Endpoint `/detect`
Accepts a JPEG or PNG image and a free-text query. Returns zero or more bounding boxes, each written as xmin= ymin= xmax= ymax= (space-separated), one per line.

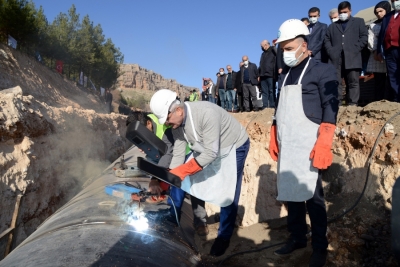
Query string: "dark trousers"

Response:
xmin=237 ymin=92 xmax=243 ymax=111
xmin=373 ymin=72 xmax=387 ymax=101
xmin=242 ymin=83 xmax=257 ymax=111
xmin=385 ymin=47 xmax=400 ymax=102
xmin=168 ymin=153 xmax=207 ymax=227
xmin=208 ymin=95 xmax=216 ymax=104
xmin=218 ymin=89 xmax=227 ymax=110
xmin=218 ymin=139 xmax=250 ymax=239
xmin=287 ymin=173 xmax=328 ymax=250
xmin=336 ymin=53 xmax=360 ymax=105
xmin=168 ymin=186 xmax=207 ymax=227
xmin=260 ymin=76 xmax=275 ymax=108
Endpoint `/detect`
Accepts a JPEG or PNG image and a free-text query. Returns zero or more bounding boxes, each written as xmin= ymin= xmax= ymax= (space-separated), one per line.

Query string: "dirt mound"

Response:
xmin=201 ymin=102 xmax=400 ymax=266
xmin=0 ymin=44 xmax=107 ymax=112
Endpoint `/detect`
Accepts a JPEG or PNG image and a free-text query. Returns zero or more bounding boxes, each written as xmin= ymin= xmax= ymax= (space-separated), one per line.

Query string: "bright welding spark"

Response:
xmin=127 ymin=211 xmax=149 ymax=231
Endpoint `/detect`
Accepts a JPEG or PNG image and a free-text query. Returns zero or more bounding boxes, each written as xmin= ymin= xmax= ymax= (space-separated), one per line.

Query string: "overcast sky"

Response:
xmin=33 ymin=0 xmax=373 ymax=88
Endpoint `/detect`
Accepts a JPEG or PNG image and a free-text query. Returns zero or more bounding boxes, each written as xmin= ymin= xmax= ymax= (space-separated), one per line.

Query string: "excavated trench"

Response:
xmin=1 ymin=44 xmax=400 ymax=266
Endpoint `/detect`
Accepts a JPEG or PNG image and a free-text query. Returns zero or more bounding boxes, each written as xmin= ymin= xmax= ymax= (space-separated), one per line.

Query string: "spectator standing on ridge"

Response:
xmin=225 ymin=65 xmax=239 ymax=112
xmin=328 ymin=8 xmax=339 ymax=23
xmin=307 ymin=7 xmax=328 ymax=63
xmin=240 ymin=56 xmax=259 ymax=112
xmin=367 ymin=1 xmax=391 ymax=101
xmin=235 ymin=62 xmax=244 ymax=112
xmin=324 ymin=1 xmax=368 ymax=106
xmin=259 ymin=40 xmax=277 ymax=109
xmin=105 ymin=89 xmax=113 ymax=114
xmin=301 ymin=17 xmax=310 ymax=26
xmin=377 ymin=0 xmax=400 ymax=103
xmin=201 ymin=86 xmax=208 ymax=101
xmin=206 ymin=80 xmax=217 ymax=104
xmin=216 ymin=68 xmax=228 ymax=110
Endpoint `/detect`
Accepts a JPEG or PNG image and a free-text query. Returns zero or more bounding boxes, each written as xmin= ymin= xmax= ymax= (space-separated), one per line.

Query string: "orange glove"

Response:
xmin=310 ymin=123 xmax=336 ymax=169
xmin=170 ymin=158 xmax=202 ymax=181
xmin=269 ymin=124 xmax=279 ymax=161
xmin=148 ymin=179 xmax=170 ymax=202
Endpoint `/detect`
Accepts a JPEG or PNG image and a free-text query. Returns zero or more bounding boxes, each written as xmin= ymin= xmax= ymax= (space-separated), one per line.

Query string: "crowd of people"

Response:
xmin=197 ymin=0 xmax=399 ymax=111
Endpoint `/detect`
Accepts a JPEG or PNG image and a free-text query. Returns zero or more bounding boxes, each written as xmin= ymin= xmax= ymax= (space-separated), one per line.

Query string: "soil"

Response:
xmin=1 ymin=43 xmax=400 ymax=266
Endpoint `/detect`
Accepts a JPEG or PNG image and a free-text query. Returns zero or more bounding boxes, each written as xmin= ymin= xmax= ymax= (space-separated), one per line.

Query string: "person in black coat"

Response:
xmin=235 ymin=62 xmax=244 ymax=111
xmin=240 ymin=55 xmax=259 ymax=111
xmin=307 ymin=7 xmax=328 ymax=62
xmin=259 ymin=40 xmax=277 ymax=108
xmin=324 ymin=1 xmax=368 ymax=106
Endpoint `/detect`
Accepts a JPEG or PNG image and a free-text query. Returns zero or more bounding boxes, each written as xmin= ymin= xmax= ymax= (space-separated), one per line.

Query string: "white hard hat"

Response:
xmin=149 ymin=89 xmax=177 ymax=124
xmin=276 ymin=19 xmax=310 ymax=43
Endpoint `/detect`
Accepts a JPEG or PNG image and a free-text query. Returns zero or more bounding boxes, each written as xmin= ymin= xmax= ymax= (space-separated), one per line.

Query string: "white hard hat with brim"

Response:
xmin=150 ymin=89 xmax=177 ymax=124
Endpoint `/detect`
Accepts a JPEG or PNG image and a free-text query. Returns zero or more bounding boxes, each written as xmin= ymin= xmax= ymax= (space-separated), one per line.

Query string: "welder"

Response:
xmin=150 ymin=89 xmax=250 ymax=256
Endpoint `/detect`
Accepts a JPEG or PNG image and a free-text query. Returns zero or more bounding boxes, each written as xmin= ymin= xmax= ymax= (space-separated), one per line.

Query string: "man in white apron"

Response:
xmin=149 ymin=89 xmax=250 ymax=257
xmin=270 ymin=19 xmax=339 ymax=267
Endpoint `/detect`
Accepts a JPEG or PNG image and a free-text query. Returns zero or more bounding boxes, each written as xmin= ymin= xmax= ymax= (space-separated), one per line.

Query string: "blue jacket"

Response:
xmin=307 ymin=22 xmax=328 ymax=61
xmin=377 ymin=11 xmax=397 ymax=57
xmin=277 ymin=58 xmax=339 ymax=125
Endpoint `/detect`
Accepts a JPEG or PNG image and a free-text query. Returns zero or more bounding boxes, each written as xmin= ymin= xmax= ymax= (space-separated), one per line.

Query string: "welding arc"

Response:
xmin=218 ymin=110 xmax=400 ymax=267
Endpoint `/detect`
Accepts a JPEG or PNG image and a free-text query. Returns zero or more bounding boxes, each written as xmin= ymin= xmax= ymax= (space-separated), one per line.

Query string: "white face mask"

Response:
xmin=339 ymin=13 xmax=349 ymax=21
xmin=331 ymin=18 xmax=339 ymax=23
xmin=393 ymin=1 xmax=400 ymax=11
xmin=309 ymin=17 xmax=318 ymax=24
xmin=219 ymin=71 xmax=224 ymax=75
xmin=283 ymin=43 xmax=304 ymax=67
xmin=243 ymin=60 xmax=249 ymax=66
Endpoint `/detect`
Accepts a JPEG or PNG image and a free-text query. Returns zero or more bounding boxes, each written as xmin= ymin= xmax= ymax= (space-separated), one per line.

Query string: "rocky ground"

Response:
xmin=1 ymin=43 xmax=399 ymax=266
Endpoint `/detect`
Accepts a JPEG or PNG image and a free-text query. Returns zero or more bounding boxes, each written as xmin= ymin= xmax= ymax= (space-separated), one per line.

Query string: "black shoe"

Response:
xmin=274 ymin=240 xmax=307 ymax=256
xmin=253 ymin=108 xmax=259 ymax=112
xmin=245 ymin=109 xmax=251 ymax=112
xmin=210 ymin=237 xmax=230 ymax=257
xmin=309 ymin=249 xmax=327 ymax=267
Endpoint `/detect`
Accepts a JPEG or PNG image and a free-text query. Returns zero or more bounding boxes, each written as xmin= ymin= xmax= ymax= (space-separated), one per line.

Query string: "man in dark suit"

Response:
xmin=259 ymin=40 xmax=277 ymax=108
xmin=324 ymin=1 xmax=368 ymax=106
xmin=240 ymin=55 xmax=259 ymax=112
xmin=307 ymin=7 xmax=328 ymax=63
xmin=377 ymin=0 xmax=400 ymax=102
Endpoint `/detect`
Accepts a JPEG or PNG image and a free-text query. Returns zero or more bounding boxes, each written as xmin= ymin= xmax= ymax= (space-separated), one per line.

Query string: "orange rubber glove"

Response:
xmin=310 ymin=123 xmax=336 ymax=169
xmin=169 ymin=158 xmax=202 ymax=181
xmin=269 ymin=124 xmax=279 ymax=161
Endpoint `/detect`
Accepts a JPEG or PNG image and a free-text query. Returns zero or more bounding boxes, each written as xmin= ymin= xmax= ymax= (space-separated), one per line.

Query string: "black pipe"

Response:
xmin=0 ymin=147 xmax=202 ymax=267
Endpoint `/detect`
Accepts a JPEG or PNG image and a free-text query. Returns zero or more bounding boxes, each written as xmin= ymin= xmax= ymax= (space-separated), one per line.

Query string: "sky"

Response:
xmin=32 ymin=0 xmax=375 ymax=88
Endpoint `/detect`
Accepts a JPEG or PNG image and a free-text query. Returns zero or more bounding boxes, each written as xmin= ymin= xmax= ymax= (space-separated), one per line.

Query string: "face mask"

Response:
xmin=219 ymin=71 xmax=224 ymax=75
xmin=283 ymin=43 xmax=304 ymax=67
xmin=309 ymin=17 xmax=318 ymax=24
xmin=339 ymin=13 xmax=348 ymax=21
xmin=393 ymin=1 xmax=400 ymax=11
xmin=244 ymin=60 xmax=249 ymax=66
xmin=331 ymin=18 xmax=339 ymax=23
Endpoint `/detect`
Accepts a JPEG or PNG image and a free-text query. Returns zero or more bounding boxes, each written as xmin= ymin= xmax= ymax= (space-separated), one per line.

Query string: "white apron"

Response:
xmin=180 ymin=103 xmax=238 ymax=207
xmin=275 ymin=58 xmax=319 ymax=202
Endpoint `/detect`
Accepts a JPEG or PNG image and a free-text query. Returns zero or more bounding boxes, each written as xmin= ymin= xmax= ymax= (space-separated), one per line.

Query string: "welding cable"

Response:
xmin=166 ymin=194 xmax=201 ymax=255
xmin=218 ymin=110 xmax=400 ymax=266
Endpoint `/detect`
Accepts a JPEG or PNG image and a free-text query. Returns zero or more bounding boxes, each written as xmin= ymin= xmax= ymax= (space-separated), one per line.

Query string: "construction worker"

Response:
xmin=189 ymin=89 xmax=198 ymax=101
xmin=270 ymin=19 xmax=339 ymax=267
xmin=149 ymin=89 xmax=250 ymax=257
xmin=137 ymin=114 xmax=209 ymax=236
